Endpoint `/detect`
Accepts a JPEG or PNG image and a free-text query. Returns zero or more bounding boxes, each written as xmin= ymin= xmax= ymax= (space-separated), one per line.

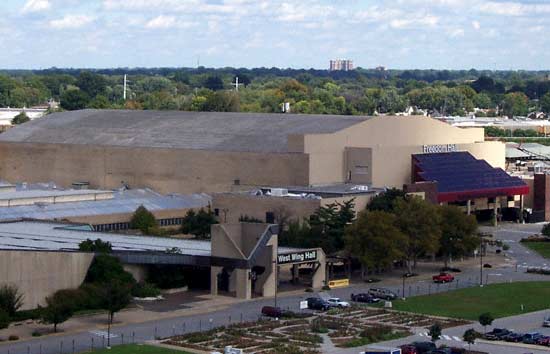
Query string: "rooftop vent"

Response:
xmin=270 ymin=188 xmax=288 ymax=197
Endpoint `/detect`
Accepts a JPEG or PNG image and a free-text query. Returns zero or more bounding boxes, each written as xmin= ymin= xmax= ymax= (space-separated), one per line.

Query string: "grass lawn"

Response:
xmin=83 ymin=344 xmax=192 ymax=354
xmin=390 ymin=281 xmax=550 ymax=320
xmin=523 ymin=242 xmax=550 ymax=259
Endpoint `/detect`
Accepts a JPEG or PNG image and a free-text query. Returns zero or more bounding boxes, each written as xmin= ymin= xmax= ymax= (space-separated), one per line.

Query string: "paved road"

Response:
xmin=1 ymin=223 xmax=549 ymax=354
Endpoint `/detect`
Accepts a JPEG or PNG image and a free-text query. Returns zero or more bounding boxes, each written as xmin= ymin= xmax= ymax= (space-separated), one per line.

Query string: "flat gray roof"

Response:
xmin=0 ymin=221 xmax=212 ymax=255
xmin=0 ymin=109 xmax=370 ymax=153
xmin=0 ymin=188 xmax=210 ymax=221
xmin=0 ymin=221 xmax=303 ymax=257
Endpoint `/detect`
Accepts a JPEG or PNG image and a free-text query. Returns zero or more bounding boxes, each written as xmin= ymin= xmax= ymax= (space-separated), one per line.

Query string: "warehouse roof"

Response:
xmin=0 ymin=188 xmax=210 ymax=221
xmin=0 ymin=109 xmax=370 ymax=153
xmin=0 ymin=220 xmax=302 ymax=257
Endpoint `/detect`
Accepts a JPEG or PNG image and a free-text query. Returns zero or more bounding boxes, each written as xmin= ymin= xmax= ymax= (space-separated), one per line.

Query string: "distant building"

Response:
xmin=329 ymin=59 xmax=354 ymax=71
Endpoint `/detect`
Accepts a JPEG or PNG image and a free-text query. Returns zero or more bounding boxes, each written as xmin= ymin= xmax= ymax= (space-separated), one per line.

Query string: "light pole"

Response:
xmin=402 ymin=274 xmax=406 ymax=300
xmin=480 ymin=236 xmax=484 ymax=287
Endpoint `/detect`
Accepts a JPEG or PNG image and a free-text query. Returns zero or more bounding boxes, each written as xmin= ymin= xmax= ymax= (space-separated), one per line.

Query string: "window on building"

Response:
xmin=265 ymin=212 xmax=275 ymax=224
xmin=214 ymin=208 xmax=220 ymax=216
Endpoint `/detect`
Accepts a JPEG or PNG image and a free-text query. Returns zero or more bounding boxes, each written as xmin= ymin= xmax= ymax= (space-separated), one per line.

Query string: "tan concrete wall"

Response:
xmin=369 ymin=141 xmax=505 ymax=189
xmin=65 ymin=207 xmax=192 ymax=226
xmin=0 ymin=142 xmax=310 ymax=194
xmin=0 ymin=251 xmax=93 ymax=310
xmin=212 ymin=194 xmax=321 ymax=224
xmin=303 ymin=116 xmax=489 ymax=186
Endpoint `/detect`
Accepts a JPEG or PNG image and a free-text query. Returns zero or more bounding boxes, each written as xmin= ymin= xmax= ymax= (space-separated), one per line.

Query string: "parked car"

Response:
xmin=351 ymin=293 xmax=380 ymax=303
xmin=368 ymin=287 xmax=398 ymax=300
xmin=503 ymin=332 xmax=524 ymax=342
xmin=426 ymin=349 xmax=451 ymax=354
xmin=484 ymin=328 xmax=511 ymax=340
xmin=412 ymin=341 xmax=437 ymax=354
xmin=399 ymin=345 xmax=418 ymax=354
xmin=261 ymin=306 xmax=283 ymax=318
xmin=543 ymin=317 xmax=550 ymax=327
xmin=523 ymin=332 xmax=543 ymax=344
xmin=327 ymin=297 xmax=350 ymax=308
xmin=536 ymin=335 xmax=550 ymax=346
xmin=306 ymin=297 xmax=330 ymax=311
xmin=432 ymin=272 xmax=455 ymax=283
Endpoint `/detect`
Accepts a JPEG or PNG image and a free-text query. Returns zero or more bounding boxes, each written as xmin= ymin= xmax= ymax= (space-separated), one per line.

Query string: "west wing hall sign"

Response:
xmin=277 ymin=250 xmax=317 ymax=265
xmin=422 ymin=144 xmax=458 ymax=154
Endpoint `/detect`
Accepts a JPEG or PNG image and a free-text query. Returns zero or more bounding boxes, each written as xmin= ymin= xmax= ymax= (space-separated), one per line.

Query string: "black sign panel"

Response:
xmin=277 ymin=250 xmax=317 ymax=265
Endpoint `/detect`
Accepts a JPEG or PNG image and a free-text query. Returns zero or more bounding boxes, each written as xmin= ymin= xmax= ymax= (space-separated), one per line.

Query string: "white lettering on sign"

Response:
xmin=277 ymin=250 xmax=317 ymax=264
xmin=422 ymin=144 xmax=457 ymax=154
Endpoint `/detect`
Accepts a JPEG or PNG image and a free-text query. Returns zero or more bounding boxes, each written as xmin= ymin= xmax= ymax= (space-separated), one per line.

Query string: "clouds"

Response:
xmin=49 ymin=14 xmax=95 ymax=29
xmin=21 ymin=0 xmax=51 ymax=13
xmin=5 ymin=0 xmax=550 ymax=69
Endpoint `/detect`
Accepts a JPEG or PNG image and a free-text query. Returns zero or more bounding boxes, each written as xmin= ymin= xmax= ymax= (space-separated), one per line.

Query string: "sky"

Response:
xmin=1 ymin=0 xmax=550 ymax=70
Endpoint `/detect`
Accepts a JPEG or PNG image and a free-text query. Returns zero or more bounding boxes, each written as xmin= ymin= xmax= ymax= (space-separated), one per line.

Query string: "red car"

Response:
xmin=433 ymin=272 xmax=455 ymax=283
xmin=400 ymin=345 xmax=418 ymax=354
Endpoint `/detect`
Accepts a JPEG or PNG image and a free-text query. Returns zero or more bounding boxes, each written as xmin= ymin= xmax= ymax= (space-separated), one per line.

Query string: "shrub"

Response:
xmin=502 ymin=244 xmax=510 ymax=251
xmin=8 ymin=335 xmax=19 ymax=341
xmin=542 ymin=223 xmax=550 ymax=237
xmin=11 ymin=308 xmax=42 ymax=322
xmin=132 ymin=282 xmax=161 ymax=298
xmin=0 ymin=309 xmax=9 ymax=329
xmin=0 ymin=285 xmax=24 ymax=316
xmin=31 ymin=330 xmax=42 ymax=337
xmin=321 ymin=285 xmax=331 ymax=291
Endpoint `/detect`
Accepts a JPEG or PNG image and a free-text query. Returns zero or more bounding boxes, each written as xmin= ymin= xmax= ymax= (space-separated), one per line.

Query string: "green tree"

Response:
xmin=85 ymin=254 xmax=135 ymax=285
xmin=394 ymin=196 xmax=441 ymax=273
xmin=463 ymin=328 xmax=478 ymax=350
xmin=41 ymin=291 xmax=75 ymax=333
xmin=76 ymin=71 xmax=107 ymax=98
xmin=101 ymin=280 xmax=132 ymax=324
xmin=78 ymin=239 xmax=112 ymax=253
xmin=429 ymin=323 xmax=442 ymax=343
xmin=474 ymin=93 xmax=493 ymax=109
xmin=542 ymin=223 xmax=550 ymax=237
xmin=502 ymin=92 xmax=529 ymax=117
xmin=308 ymin=199 xmax=355 ymax=254
xmin=88 ymin=95 xmax=110 ymax=109
xmin=60 ymin=89 xmax=89 ymax=110
xmin=11 ymin=112 xmax=30 ymax=125
xmin=439 ymin=205 xmax=479 ymax=267
xmin=541 ymin=92 xmax=550 ymax=114
xmin=130 ymin=205 xmax=157 ymax=233
xmin=0 ymin=284 xmax=24 ymax=316
xmin=181 ymin=208 xmax=218 ymax=239
xmin=0 ymin=309 xmax=8 ymax=329
xmin=479 ymin=312 xmax=494 ymax=333
xmin=367 ymin=188 xmax=407 ymax=212
xmin=204 ymin=76 xmax=224 ymax=91
xmin=345 ymin=211 xmax=406 ymax=280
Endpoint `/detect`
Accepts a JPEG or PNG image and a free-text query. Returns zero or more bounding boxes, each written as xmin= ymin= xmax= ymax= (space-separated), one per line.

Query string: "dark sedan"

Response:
xmin=351 ymin=293 xmax=380 ymax=303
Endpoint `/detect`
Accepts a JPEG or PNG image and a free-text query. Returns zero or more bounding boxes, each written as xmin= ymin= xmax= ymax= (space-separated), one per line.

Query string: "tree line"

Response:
xmin=280 ymin=189 xmax=479 ymax=278
xmin=1 ymin=68 xmax=550 ymax=117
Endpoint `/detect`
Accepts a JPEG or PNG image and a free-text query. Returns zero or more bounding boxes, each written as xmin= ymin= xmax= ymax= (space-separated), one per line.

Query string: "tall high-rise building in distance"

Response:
xmin=329 ymin=59 xmax=354 ymax=71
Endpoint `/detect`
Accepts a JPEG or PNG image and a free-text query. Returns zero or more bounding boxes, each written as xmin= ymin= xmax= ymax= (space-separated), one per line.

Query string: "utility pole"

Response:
xmin=123 ymin=74 xmax=128 ymax=101
xmin=232 ymin=77 xmax=241 ymax=91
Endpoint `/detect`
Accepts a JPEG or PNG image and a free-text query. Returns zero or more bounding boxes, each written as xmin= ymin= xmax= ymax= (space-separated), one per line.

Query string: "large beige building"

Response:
xmin=0 ymin=110 xmax=504 ymax=194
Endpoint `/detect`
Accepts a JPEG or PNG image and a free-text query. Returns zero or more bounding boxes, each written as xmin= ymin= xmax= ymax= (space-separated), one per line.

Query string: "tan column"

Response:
xmin=467 ymin=200 xmax=472 ymax=215
xmin=520 ymin=195 xmax=524 ymax=223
